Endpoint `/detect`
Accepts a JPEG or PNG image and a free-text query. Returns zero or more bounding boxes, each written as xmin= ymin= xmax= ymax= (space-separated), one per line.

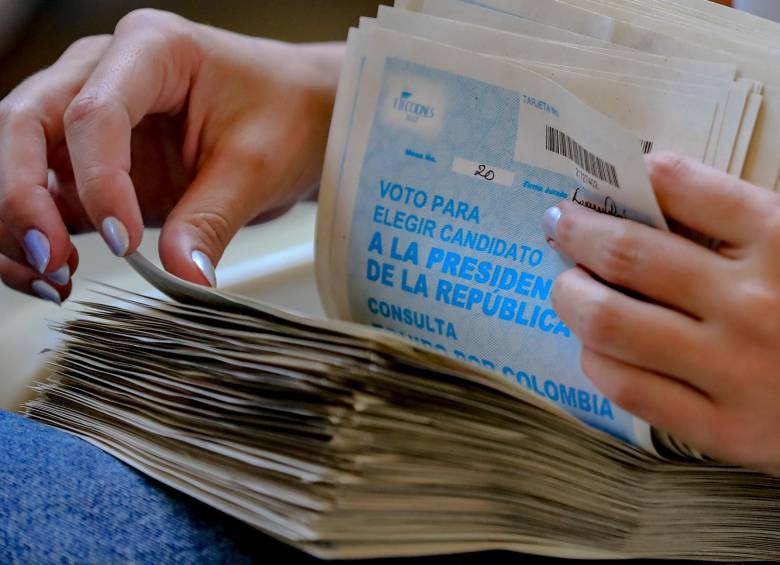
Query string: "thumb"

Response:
xmin=158 ymin=158 xmax=288 ymax=287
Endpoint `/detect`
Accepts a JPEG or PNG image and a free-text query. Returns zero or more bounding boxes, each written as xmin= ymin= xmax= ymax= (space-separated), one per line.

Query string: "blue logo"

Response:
xmin=393 ymin=90 xmax=435 ymax=123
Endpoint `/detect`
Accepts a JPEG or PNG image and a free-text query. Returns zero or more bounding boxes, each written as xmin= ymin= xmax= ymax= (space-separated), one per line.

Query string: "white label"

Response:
xmin=452 ymin=156 xmax=515 ymax=187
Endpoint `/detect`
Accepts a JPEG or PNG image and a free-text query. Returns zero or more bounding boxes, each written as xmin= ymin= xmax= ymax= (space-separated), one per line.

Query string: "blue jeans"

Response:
xmin=0 ymin=410 xmax=639 ymax=564
xmin=0 ymin=409 xmax=284 ymax=563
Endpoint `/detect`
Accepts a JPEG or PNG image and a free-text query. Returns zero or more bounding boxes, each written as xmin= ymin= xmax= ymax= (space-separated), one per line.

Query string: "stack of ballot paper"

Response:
xmin=27 ymin=0 xmax=780 ymax=560
xmin=28 ymin=257 xmax=780 ymax=560
xmin=390 ymin=0 xmax=777 ymax=186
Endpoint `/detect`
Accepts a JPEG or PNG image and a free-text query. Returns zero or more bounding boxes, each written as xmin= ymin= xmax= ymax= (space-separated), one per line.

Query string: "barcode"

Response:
xmin=640 ymin=139 xmax=654 ymax=154
xmin=545 ymin=125 xmax=620 ymax=188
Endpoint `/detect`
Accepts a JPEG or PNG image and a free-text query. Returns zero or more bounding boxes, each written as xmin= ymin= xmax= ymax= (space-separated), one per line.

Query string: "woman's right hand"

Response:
xmin=0 ymin=9 xmax=343 ymax=304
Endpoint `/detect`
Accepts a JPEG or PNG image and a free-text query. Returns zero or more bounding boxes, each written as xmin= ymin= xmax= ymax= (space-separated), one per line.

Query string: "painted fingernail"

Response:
xmin=31 ymin=280 xmax=61 ymax=305
xmin=542 ymin=206 xmax=562 ymax=243
xmin=23 ymin=229 xmax=51 ymax=274
xmin=192 ymin=250 xmax=216 ymax=287
xmin=46 ymin=264 xmax=71 ymax=286
xmin=101 ymin=217 xmax=129 ymax=257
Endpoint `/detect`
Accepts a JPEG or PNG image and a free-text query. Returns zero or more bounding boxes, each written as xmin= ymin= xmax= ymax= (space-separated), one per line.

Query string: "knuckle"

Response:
xmin=62 ymin=34 xmax=111 ymax=58
xmin=76 ymin=166 xmax=124 ymax=203
xmin=186 ymin=210 xmax=233 ymax=255
xmin=115 ymin=9 xmax=190 ymax=52
xmin=608 ymin=380 xmax=641 ymax=414
xmin=0 ymin=101 xmax=35 ymax=131
xmin=229 ymin=138 xmax=273 ymax=168
xmin=743 ymin=285 xmax=780 ymax=317
xmin=732 ymin=281 xmax=780 ymax=335
xmin=599 ymin=225 xmax=639 ymax=283
xmin=63 ymin=95 xmax=110 ymax=130
xmin=582 ymin=353 xmax=640 ymax=412
xmin=113 ymin=10 xmax=196 ymax=76
xmin=115 ymin=8 xmax=173 ymax=33
xmin=578 ymin=292 xmax=619 ymax=345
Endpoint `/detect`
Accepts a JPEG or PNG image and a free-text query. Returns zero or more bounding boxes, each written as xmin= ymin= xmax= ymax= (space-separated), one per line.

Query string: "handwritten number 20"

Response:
xmin=474 ymin=164 xmax=495 ymax=181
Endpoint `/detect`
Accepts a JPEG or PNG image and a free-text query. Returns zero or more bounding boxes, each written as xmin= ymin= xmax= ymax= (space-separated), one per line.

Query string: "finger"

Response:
xmin=157 ymin=153 xmax=293 ymax=287
xmin=548 ymin=200 xmax=726 ymax=317
xmin=0 ymin=252 xmax=75 ymax=305
xmin=46 ymin=164 xmax=93 ymax=234
xmin=0 ymin=35 xmax=111 ymax=275
xmin=0 ymin=218 xmax=26 ymax=264
xmin=0 ymin=211 xmax=77 ymax=287
xmin=645 ymin=152 xmax=780 ymax=246
xmin=552 ymin=267 xmax=715 ymax=394
xmin=63 ymin=10 xmax=201 ymax=257
xmin=0 ymin=209 xmax=76 ymax=286
xmin=46 ymin=246 xmax=79 ymax=288
xmin=580 ymin=347 xmax=718 ymax=455
xmin=0 ymin=113 xmax=71 ymax=275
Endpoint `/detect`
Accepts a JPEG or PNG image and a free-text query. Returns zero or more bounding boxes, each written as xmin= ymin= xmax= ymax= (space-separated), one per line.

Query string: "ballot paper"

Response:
xmin=26 ymin=1 xmax=780 ymax=560
xmin=317 ymin=24 xmax=671 ymax=448
xmin=376 ymin=6 xmax=764 ymax=176
xmin=370 ymin=8 xmax=720 ymax=163
xmin=445 ymin=0 xmax=780 ymax=189
xmin=28 ymin=276 xmax=780 ymax=559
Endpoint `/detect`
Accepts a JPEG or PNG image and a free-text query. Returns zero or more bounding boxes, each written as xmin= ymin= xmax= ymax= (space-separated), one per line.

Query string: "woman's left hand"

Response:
xmin=545 ymin=152 xmax=780 ymax=475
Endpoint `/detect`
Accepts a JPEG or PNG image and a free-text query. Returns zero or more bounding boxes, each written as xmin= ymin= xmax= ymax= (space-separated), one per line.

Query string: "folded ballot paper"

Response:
xmin=27 ymin=1 xmax=780 ymax=560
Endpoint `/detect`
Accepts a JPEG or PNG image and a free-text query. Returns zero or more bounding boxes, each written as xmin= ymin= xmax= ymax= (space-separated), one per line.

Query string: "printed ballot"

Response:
xmin=320 ymin=25 xmax=668 ymax=447
xmin=27 ymin=1 xmax=780 ymax=560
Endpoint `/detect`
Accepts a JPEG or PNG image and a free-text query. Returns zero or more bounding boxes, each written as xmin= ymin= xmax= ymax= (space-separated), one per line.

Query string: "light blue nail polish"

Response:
xmin=23 ymin=230 xmax=51 ymax=274
xmin=101 ymin=217 xmax=129 ymax=257
xmin=46 ymin=264 xmax=71 ymax=286
xmin=31 ymin=280 xmax=61 ymax=305
xmin=191 ymin=250 xmax=217 ymax=287
xmin=542 ymin=206 xmax=562 ymax=242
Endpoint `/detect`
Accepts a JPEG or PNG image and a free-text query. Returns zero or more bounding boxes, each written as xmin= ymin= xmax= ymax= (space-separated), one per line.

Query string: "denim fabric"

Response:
xmin=1 ymin=410 xmax=674 ymax=564
xmin=0 ymin=409 xmax=279 ymax=564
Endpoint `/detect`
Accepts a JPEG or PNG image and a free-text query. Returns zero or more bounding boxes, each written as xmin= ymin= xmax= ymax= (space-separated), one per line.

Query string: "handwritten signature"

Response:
xmin=572 ymin=188 xmax=627 ymax=219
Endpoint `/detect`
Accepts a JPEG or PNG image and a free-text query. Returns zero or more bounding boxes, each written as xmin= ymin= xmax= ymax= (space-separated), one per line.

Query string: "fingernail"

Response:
xmin=46 ymin=264 xmax=71 ymax=286
xmin=101 ymin=217 xmax=129 ymax=257
xmin=23 ymin=229 xmax=51 ymax=274
xmin=542 ymin=206 xmax=562 ymax=243
xmin=47 ymin=169 xmax=58 ymax=191
xmin=191 ymin=250 xmax=216 ymax=287
xmin=31 ymin=280 xmax=61 ymax=305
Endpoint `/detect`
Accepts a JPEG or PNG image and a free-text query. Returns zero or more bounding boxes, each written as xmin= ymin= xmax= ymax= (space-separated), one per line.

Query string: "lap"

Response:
xmin=0 ymin=410 xmax=592 ymax=565
xmin=0 ymin=410 xmax=270 ymax=563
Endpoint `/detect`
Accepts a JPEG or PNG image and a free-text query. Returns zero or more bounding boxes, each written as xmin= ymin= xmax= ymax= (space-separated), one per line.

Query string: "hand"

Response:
xmin=545 ymin=153 xmax=780 ymax=475
xmin=0 ymin=9 xmax=342 ymax=303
